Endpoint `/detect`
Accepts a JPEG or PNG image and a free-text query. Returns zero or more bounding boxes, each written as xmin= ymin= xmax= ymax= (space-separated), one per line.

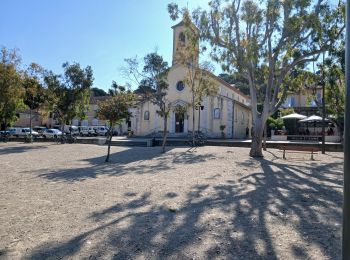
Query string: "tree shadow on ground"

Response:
xmin=36 ymin=147 xmax=216 ymax=182
xmin=0 ymin=144 xmax=48 ymax=155
xmin=26 ymin=152 xmax=342 ymax=259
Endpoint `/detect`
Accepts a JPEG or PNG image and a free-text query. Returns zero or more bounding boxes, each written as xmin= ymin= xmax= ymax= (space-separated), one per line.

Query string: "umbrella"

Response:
xmin=280 ymin=113 xmax=307 ymax=135
xmin=299 ymin=115 xmax=330 ymax=135
xmin=299 ymin=115 xmax=329 ymax=122
xmin=281 ymin=113 xmax=307 ymax=120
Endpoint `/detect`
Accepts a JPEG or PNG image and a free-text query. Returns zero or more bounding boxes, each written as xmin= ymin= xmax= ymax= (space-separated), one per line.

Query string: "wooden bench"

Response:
xmin=278 ymin=145 xmax=321 ymax=160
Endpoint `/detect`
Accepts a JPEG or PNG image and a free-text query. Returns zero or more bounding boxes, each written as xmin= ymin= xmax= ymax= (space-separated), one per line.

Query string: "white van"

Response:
xmin=13 ymin=128 xmax=39 ymax=137
xmin=94 ymin=126 xmax=108 ymax=136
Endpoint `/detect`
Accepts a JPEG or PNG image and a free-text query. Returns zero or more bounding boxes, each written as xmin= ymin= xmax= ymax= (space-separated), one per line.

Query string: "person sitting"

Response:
xmin=327 ymin=127 xmax=334 ymax=136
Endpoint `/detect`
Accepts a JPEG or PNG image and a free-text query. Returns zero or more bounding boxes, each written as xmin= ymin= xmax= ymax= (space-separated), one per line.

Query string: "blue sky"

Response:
xmin=0 ymin=0 xmax=213 ymax=91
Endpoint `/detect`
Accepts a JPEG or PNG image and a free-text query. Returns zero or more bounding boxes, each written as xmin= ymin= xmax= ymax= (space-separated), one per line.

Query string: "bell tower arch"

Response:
xmin=171 ymin=18 xmax=199 ymax=66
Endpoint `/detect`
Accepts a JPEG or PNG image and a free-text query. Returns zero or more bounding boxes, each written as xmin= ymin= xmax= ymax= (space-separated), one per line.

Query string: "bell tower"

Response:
xmin=171 ymin=17 xmax=199 ymax=66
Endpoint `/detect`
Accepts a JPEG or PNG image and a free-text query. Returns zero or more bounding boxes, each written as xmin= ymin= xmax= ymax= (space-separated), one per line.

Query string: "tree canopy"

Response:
xmin=97 ymin=82 xmax=134 ymax=162
xmin=169 ymin=0 xmax=345 ymax=156
xmin=0 ymin=47 xmax=25 ymax=130
xmin=44 ymin=62 xmax=94 ymax=134
xmin=124 ymin=52 xmax=171 ymax=152
xmin=91 ymin=87 xmax=108 ymax=97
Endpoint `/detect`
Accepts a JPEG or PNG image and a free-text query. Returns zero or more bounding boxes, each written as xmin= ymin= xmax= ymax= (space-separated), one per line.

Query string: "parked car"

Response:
xmin=6 ymin=128 xmax=17 ymax=136
xmin=42 ymin=129 xmax=63 ymax=139
xmin=53 ymin=125 xmax=79 ymax=136
xmin=88 ymin=126 xmax=97 ymax=136
xmin=0 ymin=130 xmax=10 ymax=137
xmin=94 ymin=126 xmax=109 ymax=136
xmin=64 ymin=125 xmax=79 ymax=136
xmin=33 ymin=126 xmax=47 ymax=135
xmin=78 ymin=126 xmax=90 ymax=136
xmin=12 ymin=128 xmax=39 ymax=137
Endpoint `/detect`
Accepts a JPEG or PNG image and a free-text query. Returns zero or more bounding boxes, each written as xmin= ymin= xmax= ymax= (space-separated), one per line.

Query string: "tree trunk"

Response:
xmin=161 ymin=116 xmax=168 ymax=153
xmin=60 ymin=120 xmax=65 ymax=143
xmin=263 ymin=123 xmax=267 ymax=151
xmin=29 ymin=109 xmax=33 ymax=143
xmin=105 ymin=125 xmax=113 ymax=162
xmin=192 ymin=97 xmax=195 ymax=147
xmin=198 ymin=109 xmax=200 ymax=132
xmin=249 ymin=116 xmax=265 ymax=157
xmin=30 ymin=109 xmax=32 ymax=135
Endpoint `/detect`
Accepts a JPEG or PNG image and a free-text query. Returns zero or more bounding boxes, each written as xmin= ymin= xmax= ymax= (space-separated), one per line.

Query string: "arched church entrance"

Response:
xmin=175 ymin=112 xmax=184 ymax=133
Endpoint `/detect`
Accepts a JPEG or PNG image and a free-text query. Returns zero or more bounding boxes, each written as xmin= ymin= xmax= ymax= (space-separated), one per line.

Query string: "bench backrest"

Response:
xmin=278 ymin=145 xmax=321 ymax=152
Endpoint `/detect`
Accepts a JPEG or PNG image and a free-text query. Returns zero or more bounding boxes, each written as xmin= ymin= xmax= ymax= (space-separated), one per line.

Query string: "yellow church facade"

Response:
xmin=128 ymin=20 xmax=252 ymax=139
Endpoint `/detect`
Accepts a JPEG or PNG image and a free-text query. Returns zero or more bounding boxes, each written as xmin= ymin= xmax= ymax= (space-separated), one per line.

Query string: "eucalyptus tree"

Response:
xmin=44 ymin=62 xmax=93 ymax=140
xmin=169 ymin=0 xmax=345 ymax=157
xmin=124 ymin=52 xmax=171 ymax=153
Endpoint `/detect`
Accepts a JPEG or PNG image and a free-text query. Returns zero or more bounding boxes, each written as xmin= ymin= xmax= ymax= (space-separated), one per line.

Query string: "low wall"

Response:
xmin=271 ymin=135 xmax=341 ymax=143
xmin=325 ymin=136 xmax=341 ymax=142
xmin=271 ymin=135 xmax=287 ymax=141
xmin=1 ymin=137 xmax=106 ymax=145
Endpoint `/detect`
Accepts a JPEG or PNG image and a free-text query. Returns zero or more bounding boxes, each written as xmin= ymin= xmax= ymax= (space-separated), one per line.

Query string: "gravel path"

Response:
xmin=0 ymin=142 xmax=343 ymax=259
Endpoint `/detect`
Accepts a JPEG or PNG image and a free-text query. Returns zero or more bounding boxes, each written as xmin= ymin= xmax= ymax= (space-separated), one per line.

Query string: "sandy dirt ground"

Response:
xmin=0 ymin=142 xmax=343 ymax=260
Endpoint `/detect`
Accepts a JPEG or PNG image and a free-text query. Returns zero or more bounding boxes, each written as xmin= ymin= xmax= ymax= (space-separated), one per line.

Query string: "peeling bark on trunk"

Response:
xmin=249 ymin=116 xmax=265 ymax=157
xmin=162 ymin=117 xmax=168 ymax=153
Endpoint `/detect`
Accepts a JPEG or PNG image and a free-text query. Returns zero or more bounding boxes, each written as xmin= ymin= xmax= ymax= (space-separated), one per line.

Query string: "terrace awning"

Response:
xmin=281 ymin=113 xmax=307 ymax=120
xmin=299 ymin=115 xmax=330 ymax=122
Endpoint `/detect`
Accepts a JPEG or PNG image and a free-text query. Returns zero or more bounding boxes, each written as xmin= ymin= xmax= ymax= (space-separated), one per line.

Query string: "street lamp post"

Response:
xmin=195 ymin=102 xmax=204 ymax=133
xmin=343 ymin=1 xmax=350 ymax=258
xmin=321 ymin=52 xmax=326 ymax=154
xmin=314 ymin=68 xmax=326 ymax=153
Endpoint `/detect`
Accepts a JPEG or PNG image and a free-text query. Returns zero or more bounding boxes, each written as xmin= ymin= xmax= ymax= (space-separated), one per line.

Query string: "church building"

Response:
xmin=128 ymin=20 xmax=252 ymax=139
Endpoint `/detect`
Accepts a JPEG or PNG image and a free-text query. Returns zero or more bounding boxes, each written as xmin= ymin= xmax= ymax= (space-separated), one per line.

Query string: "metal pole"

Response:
xmin=198 ymin=104 xmax=201 ymax=132
xmin=343 ymin=0 xmax=350 ymax=258
xmin=322 ymin=52 xmax=326 ymax=154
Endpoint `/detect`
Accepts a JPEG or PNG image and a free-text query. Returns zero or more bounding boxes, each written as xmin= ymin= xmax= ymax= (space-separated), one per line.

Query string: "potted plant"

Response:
xmin=128 ymin=130 xmax=134 ymax=137
xmin=269 ymin=123 xmax=276 ymax=136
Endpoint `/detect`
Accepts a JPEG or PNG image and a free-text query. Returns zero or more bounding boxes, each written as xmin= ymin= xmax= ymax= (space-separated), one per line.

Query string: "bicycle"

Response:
xmin=60 ymin=134 xmax=77 ymax=144
xmin=1 ymin=132 xmax=10 ymax=143
xmin=187 ymin=131 xmax=207 ymax=147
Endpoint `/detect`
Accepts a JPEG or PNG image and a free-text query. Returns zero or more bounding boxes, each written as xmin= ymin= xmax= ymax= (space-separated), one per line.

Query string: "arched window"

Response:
xmin=213 ymin=108 xmax=220 ymax=119
xmin=179 ymin=32 xmax=186 ymax=44
xmin=176 ymin=81 xmax=185 ymax=92
xmin=144 ymin=111 xmax=150 ymax=120
xmin=241 ymin=112 xmax=245 ymax=124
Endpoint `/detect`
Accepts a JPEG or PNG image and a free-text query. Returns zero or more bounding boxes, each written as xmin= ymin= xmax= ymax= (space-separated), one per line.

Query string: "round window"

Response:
xmin=176 ymin=81 xmax=185 ymax=91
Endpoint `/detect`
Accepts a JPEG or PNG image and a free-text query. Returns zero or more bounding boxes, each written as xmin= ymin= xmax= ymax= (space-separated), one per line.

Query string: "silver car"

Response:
xmin=42 ymin=129 xmax=63 ymax=139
